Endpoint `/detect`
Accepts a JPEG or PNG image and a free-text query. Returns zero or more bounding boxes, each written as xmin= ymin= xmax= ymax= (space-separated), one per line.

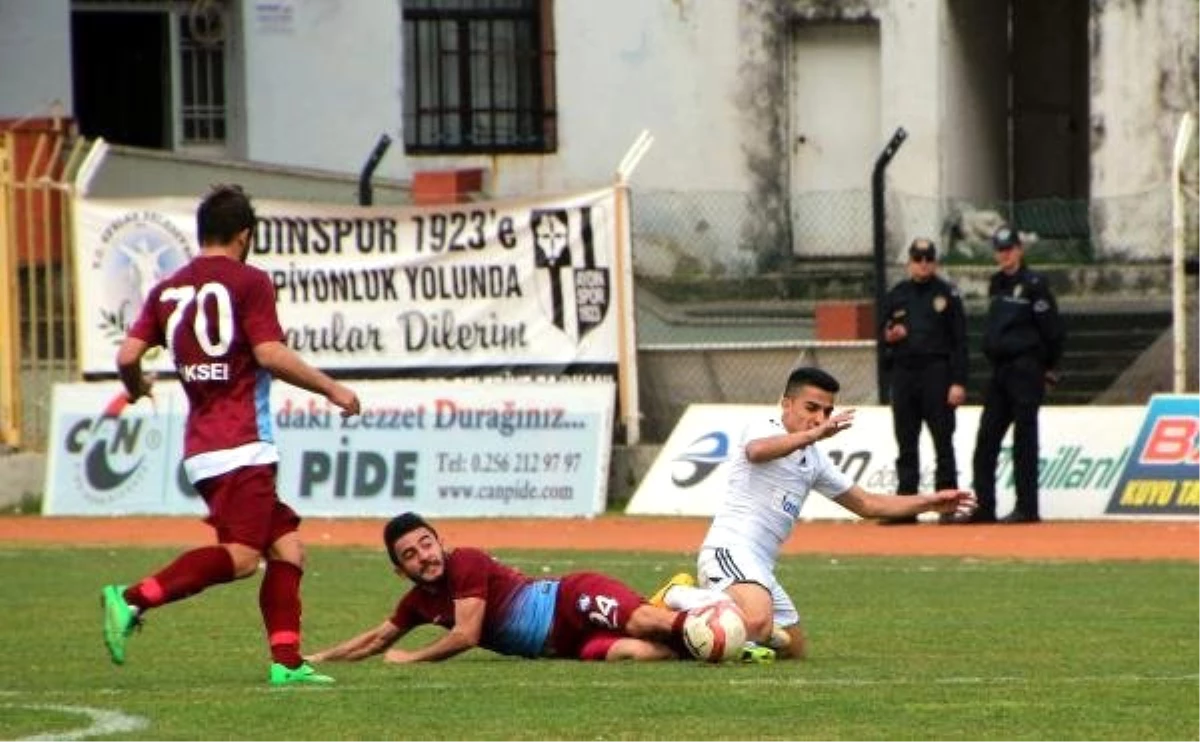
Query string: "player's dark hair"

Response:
xmin=783 ymin=366 xmax=840 ymax=397
xmin=383 ymin=512 xmax=437 ymax=565
xmin=197 ymin=184 xmax=256 ymax=246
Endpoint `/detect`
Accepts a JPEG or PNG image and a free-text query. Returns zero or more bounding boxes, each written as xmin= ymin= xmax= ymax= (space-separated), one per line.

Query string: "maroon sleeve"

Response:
xmin=388 ymin=590 xmax=422 ymax=632
xmin=126 ymin=285 xmax=165 ymax=347
xmin=239 ymin=268 xmax=285 ymax=346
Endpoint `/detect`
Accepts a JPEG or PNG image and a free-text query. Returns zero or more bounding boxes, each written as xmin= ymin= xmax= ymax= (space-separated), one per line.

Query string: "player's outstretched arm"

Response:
xmin=834 ymin=485 xmax=977 ymax=521
xmin=253 ymin=340 xmax=361 ymax=416
xmin=383 ymin=596 xmax=486 ymax=664
xmin=306 ymin=620 xmax=402 ymax=663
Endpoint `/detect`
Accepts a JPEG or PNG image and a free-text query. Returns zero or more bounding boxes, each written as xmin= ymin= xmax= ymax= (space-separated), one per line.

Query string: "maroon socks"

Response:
xmin=123 ymin=545 xmax=235 ymax=610
xmin=260 ymin=560 xmax=304 ymax=668
xmin=121 ymin=548 xmax=307 ymax=668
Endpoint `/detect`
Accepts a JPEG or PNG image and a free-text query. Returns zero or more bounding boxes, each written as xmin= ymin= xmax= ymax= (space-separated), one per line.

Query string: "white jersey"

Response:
xmin=700 ymin=416 xmax=854 ymax=565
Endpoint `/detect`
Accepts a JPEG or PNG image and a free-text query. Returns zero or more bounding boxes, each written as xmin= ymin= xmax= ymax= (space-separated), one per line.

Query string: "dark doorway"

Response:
xmin=1011 ymin=0 xmax=1090 ymax=201
xmin=1008 ymin=0 xmax=1091 ymax=255
xmin=71 ymin=11 xmax=170 ymax=149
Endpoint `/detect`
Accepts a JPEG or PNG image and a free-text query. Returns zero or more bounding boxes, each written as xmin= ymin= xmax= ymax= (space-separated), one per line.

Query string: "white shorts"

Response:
xmin=697 ymin=545 xmax=800 ymax=629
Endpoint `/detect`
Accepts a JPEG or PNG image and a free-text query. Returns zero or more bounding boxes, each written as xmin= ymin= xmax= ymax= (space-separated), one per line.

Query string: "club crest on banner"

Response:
xmin=530 ymin=205 xmax=611 ymax=343
xmin=90 ymin=210 xmax=194 ymax=346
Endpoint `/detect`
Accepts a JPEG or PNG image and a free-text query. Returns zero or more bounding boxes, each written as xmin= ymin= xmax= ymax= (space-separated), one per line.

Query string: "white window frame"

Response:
xmin=72 ymin=0 xmax=237 ymax=157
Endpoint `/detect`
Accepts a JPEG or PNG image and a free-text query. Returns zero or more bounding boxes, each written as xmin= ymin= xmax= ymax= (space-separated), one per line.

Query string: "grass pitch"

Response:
xmin=2 ymin=546 xmax=1196 ymax=740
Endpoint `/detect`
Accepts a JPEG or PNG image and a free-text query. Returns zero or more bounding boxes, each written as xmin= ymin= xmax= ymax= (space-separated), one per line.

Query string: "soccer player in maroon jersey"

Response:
xmin=101 ymin=185 xmax=361 ymax=685
xmin=306 ymin=513 xmax=707 ymax=663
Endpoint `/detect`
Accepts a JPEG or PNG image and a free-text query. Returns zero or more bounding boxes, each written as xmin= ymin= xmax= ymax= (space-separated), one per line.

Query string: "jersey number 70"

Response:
xmin=161 ymin=282 xmax=235 ymax=358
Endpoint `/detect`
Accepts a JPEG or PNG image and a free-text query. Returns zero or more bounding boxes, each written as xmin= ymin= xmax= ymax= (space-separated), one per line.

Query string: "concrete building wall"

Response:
xmin=882 ymin=0 xmax=949 ymax=252
xmin=942 ymin=0 xmax=1009 ymax=206
xmin=0 ymin=0 xmax=72 ymax=120
xmin=1 ymin=0 xmax=1194 ymax=263
xmin=237 ymin=0 xmax=404 ymax=178
xmin=230 ymin=0 xmax=754 ymax=198
xmin=877 ymin=0 xmax=942 ymax=200
xmin=1090 ymin=0 xmax=1198 ymax=259
xmin=733 ymin=1 xmax=951 ymax=263
xmin=402 ymin=0 xmax=751 ymax=196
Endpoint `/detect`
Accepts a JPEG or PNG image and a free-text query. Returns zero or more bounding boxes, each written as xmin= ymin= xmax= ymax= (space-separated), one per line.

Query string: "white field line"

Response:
xmin=3 ymin=673 xmax=1195 ymax=699
xmin=4 ymin=703 xmax=148 ymax=741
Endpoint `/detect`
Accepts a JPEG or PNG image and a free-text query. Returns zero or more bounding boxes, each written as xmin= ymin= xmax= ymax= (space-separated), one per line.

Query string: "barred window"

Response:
xmin=402 ymin=0 xmax=557 ymax=153
xmin=71 ymin=0 xmax=230 ymax=152
xmin=179 ymin=11 xmax=227 ymax=145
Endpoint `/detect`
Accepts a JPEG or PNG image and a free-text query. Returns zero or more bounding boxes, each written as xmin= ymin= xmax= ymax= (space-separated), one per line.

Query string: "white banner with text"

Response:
xmin=72 ymin=189 xmax=624 ymax=376
xmin=626 ymin=401 xmax=1198 ymax=521
xmin=44 ymin=380 xmax=614 ymax=517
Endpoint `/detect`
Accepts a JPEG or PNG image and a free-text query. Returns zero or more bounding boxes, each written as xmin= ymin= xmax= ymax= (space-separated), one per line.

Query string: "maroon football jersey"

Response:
xmin=389 ymin=548 xmax=531 ymax=647
xmin=387 ymin=549 xmax=649 ymax=659
xmin=128 ymin=255 xmax=284 ymax=482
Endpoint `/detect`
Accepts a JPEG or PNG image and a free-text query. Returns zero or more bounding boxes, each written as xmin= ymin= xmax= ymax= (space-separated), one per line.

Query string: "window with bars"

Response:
xmin=179 ymin=12 xmax=227 ymax=145
xmin=71 ymin=0 xmax=229 ymax=150
xmin=402 ymin=0 xmax=557 ymax=154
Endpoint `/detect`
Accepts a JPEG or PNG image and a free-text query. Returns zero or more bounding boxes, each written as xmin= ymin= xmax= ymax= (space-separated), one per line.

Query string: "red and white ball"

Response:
xmin=682 ymin=602 xmax=747 ymax=663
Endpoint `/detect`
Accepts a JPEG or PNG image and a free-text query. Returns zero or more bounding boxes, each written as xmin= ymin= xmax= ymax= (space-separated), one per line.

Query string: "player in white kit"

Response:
xmin=652 ymin=367 xmax=977 ymax=660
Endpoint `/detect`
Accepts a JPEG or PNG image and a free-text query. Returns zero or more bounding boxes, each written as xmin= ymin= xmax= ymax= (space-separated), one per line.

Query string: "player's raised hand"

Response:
xmin=814 ymin=409 xmax=855 ymax=440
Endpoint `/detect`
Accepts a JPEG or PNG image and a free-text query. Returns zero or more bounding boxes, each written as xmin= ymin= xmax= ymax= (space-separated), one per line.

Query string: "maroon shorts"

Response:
xmin=195 ymin=464 xmax=300 ymax=551
xmin=547 ymin=571 xmax=644 ymax=660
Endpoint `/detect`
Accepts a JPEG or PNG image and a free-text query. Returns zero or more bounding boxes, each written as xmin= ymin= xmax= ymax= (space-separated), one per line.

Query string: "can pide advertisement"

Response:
xmin=626 ymin=398 xmax=1197 ymax=521
xmin=44 ymin=379 xmax=614 ymax=518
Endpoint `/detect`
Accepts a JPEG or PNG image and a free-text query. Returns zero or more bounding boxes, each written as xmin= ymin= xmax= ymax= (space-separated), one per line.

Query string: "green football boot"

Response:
xmin=269 ymin=662 xmax=335 ymax=686
xmin=100 ymin=584 xmax=139 ymax=665
xmin=739 ymin=643 xmax=777 ymax=664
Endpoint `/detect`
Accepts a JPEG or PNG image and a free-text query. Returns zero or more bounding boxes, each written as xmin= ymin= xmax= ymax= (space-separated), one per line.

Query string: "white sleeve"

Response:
xmin=811 ymin=446 xmax=855 ymax=499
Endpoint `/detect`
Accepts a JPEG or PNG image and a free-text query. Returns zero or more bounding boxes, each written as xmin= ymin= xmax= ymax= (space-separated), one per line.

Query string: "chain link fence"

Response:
xmin=631 ymin=187 xmax=1185 ymax=272
xmin=628 ymin=186 xmax=1192 ymax=442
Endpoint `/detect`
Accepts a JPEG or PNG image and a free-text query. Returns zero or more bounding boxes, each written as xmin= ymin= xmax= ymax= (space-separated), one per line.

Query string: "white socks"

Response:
xmin=663 ymin=585 xmax=733 ymax=612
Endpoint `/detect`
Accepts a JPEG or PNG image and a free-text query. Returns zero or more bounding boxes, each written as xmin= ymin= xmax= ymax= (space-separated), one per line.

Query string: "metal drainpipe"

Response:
xmin=872 ymin=127 xmax=907 ymax=404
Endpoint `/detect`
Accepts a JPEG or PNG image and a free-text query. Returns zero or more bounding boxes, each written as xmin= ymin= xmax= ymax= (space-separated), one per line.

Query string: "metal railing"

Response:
xmin=0 ymin=120 xmax=87 ymax=449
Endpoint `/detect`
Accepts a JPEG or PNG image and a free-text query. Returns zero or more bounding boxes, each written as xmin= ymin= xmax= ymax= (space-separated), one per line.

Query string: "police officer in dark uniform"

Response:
xmin=957 ymin=226 xmax=1066 ymax=524
xmin=879 ymin=238 xmax=968 ymax=525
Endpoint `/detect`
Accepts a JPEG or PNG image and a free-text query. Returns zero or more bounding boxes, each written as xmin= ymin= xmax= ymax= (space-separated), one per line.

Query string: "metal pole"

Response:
xmin=613 ymin=130 xmax=653 ymax=445
xmin=358 ymin=133 xmax=392 ymax=207
xmin=1170 ymin=112 xmax=1195 ymax=393
xmin=872 ymin=126 xmax=907 ymax=404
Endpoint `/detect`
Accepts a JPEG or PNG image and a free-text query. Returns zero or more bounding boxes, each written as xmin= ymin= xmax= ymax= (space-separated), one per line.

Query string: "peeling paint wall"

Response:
xmin=1090 ymin=0 xmax=1199 ymax=259
xmin=735 ymin=0 xmax=790 ymax=271
xmin=775 ymin=0 xmax=947 ymax=263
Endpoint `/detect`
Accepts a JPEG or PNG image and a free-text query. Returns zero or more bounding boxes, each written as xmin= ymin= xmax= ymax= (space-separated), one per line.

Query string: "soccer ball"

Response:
xmin=682 ymin=602 xmax=747 ymax=663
